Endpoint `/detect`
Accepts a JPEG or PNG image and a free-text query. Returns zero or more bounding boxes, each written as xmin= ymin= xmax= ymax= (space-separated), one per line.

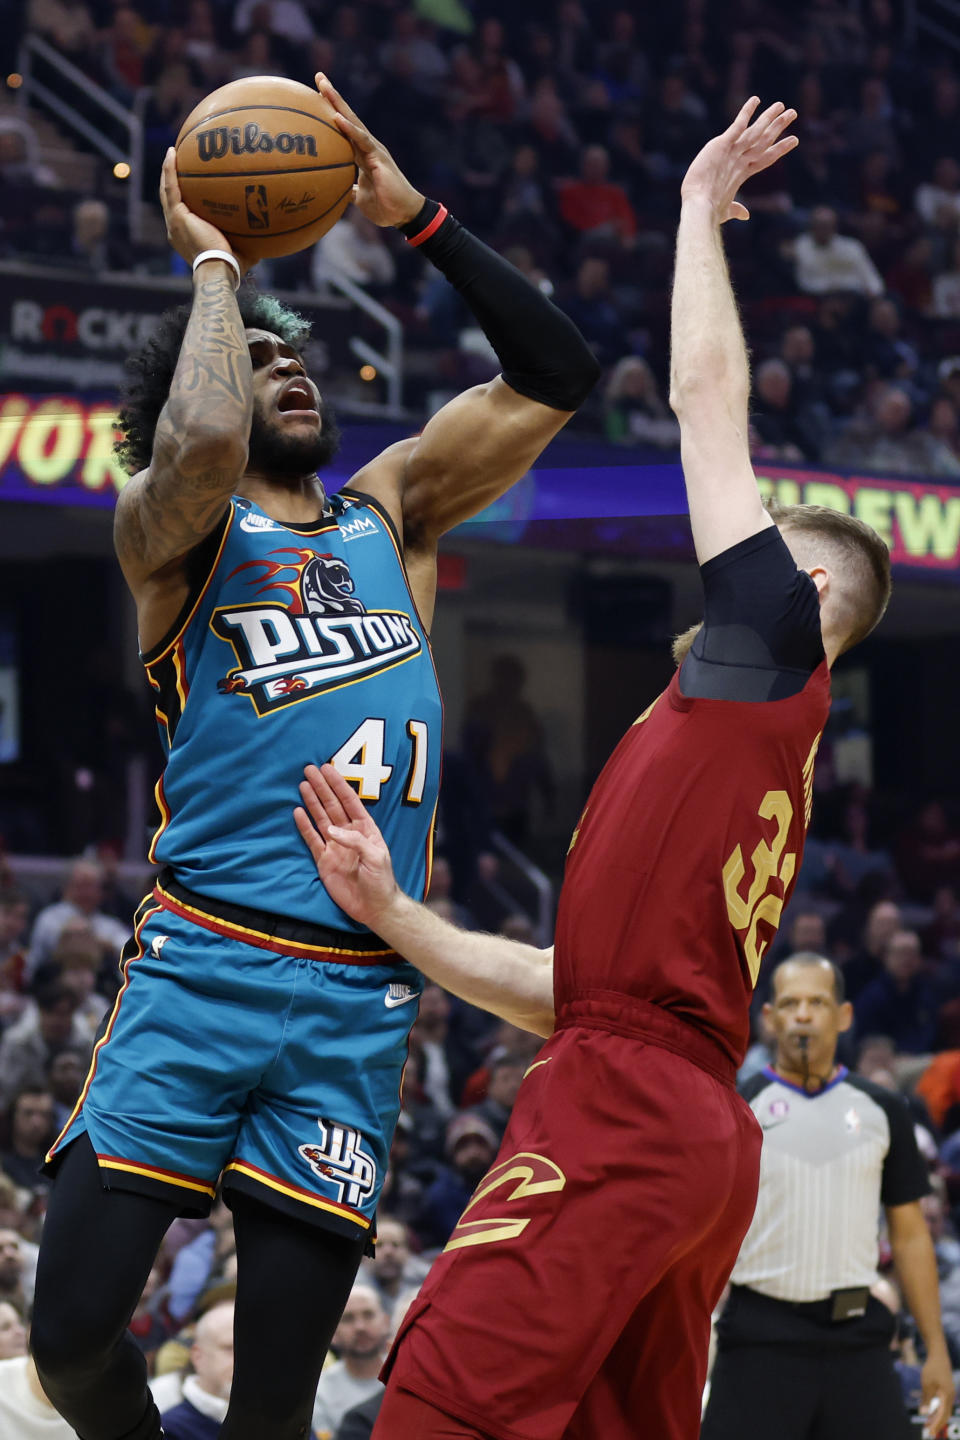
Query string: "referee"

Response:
xmin=701 ymin=953 xmax=954 ymax=1440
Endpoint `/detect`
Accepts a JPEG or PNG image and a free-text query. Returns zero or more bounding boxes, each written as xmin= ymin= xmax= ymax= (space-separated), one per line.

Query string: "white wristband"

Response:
xmin=192 ymin=249 xmax=242 ymax=290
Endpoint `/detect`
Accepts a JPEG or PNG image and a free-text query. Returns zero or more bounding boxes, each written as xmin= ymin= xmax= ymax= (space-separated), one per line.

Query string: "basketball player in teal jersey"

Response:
xmin=30 ymin=75 xmax=599 ymax=1440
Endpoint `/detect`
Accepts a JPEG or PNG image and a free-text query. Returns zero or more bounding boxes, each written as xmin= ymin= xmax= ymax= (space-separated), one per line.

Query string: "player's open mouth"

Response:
xmin=277 ymin=379 xmax=320 ymax=420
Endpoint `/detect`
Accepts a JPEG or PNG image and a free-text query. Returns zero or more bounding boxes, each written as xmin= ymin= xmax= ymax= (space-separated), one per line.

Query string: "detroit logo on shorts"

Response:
xmin=212 ymin=547 xmax=421 ymax=716
xmin=299 ymin=1118 xmax=378 ymax=1210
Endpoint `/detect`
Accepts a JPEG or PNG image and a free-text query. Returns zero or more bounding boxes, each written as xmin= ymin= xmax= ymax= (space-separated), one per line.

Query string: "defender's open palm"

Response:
xmin=295 ymin=763 xmax=398 ymax=929
xmin=681 ymin=97 xmax=798 ymax=224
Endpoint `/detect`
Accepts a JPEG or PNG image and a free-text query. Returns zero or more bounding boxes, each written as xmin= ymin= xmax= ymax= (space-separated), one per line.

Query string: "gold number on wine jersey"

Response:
xmin=443 ymin=1152 xmax=566 ymax=1252
xmin=722 ymin=790 xmax=797 ymax=986
xmin=632 ymin=697 xmax=659 ymax=726
xmin=802 ymin=733 xmax=822 ymax=826
xmin=568 ymin=804 xmax=589 ymax=854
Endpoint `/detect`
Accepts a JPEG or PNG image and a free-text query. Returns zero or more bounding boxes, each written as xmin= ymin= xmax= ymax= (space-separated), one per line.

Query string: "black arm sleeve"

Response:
xmin=400 ymin=200 xmax=601 ymax=411
xmin=680 ymin=526 xmax=825 ymax=702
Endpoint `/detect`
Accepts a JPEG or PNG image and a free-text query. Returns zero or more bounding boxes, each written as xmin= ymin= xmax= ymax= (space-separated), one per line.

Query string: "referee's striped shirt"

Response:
xmin=731 ymin=1067 xmax=929 ymax=1302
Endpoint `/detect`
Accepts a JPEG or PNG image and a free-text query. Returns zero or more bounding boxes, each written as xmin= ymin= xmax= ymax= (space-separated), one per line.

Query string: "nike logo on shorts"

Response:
xmin=384 ymin=984 xmax=418 ymax=1008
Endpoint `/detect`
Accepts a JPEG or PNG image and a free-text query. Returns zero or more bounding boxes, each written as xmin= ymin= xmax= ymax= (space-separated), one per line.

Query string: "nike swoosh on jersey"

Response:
xmin=239 ymin=513 xmax=281 ymax=533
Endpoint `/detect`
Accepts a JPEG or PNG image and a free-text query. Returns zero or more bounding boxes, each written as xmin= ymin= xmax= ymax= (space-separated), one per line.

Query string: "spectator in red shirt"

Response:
xmin=101 ymin=4 xmax=152 ymax=96
xmin=0 ymin=894 xmax=29 ymax=1024
xmin=558 ymin=145 xmax=637 ymax=241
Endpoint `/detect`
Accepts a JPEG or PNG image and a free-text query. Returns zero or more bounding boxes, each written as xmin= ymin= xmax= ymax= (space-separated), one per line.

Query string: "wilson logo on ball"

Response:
xmin=196 ymin=123 xmax=319 ymax=161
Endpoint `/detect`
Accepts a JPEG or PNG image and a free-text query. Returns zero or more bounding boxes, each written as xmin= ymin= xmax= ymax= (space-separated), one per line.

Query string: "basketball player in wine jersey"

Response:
xmin=293 ymin=99 xmax=893 ymax=1440
xmin=29 ymin=76 xmax=599 ymax=1440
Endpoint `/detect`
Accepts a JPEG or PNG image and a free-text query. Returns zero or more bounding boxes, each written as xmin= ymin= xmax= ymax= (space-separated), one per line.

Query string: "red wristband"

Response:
xmin=405 ymin=204 xmax=449 ymax=248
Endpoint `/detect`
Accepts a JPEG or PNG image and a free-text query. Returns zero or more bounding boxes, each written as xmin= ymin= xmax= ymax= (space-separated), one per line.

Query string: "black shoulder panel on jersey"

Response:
xmin=844 ymin=1073 xmax=931 ymax=1207
xmin=842 ymin=1071 xmax=908 ymax=1120
xmin=739 ymin=1069 xmax=775 ymax=1103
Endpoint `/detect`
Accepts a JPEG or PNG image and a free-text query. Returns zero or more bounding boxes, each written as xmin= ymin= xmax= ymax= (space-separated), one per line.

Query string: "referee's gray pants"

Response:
xmin=700 ymin=1286 xmax=913 ymax=1440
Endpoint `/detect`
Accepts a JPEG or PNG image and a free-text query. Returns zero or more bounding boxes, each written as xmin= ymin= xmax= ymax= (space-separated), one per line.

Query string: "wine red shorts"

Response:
xmin=374 ymin=997 xmax=761 ymax=1440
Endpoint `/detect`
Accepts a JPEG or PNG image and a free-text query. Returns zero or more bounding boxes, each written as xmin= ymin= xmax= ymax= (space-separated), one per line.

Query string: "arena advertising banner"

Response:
xmin=0 ymin=392 xmax=359 ymax=504
xmin=0 ymin=393 xmax=126 ymax=500
xmin=0 ymin=267 xmax=202 ymax=392
xmin=755 ymin=468 xmax=960 ymax=572
xmin=1 ymin=392 xmax=960 ymax=576
xmin=0 ymin=264 xmax=353 ymax=393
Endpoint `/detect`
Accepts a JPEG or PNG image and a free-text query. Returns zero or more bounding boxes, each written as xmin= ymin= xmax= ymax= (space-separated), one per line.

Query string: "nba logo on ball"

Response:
xmin=245 ymin=184 xmax=270 ymax=230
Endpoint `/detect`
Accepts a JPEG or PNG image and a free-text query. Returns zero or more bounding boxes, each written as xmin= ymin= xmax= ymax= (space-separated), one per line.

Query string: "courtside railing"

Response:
xmin=318 ymin=270 xmax=405 ymax=418
xmin=17 ymin=34 xmax=144 ymax=241
xmin=490 ymin=831 xmax=554 ymax=949
xmin=904 ymin=0 xmax=960 ymax=52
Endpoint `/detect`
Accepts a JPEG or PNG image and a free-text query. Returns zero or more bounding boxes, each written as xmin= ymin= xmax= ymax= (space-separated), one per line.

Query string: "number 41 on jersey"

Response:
xmin=329 ymin=717 xmax=429 ymax=804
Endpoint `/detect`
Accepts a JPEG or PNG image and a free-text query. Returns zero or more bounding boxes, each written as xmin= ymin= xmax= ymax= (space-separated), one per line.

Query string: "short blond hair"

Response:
xmin=671 ymin=621 xmax=701 ymax=667
xmin=671 ymin=504 xmax=891 ymax=666
xmin=769 ymin=500 xmax=891 ymax=652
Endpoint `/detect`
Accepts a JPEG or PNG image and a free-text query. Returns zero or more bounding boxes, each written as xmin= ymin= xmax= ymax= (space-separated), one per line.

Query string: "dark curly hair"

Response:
xmin=115 ymin=284 xmax=314 ymax=475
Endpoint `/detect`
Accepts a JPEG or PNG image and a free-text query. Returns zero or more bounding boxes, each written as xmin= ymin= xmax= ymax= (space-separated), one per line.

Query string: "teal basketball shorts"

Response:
xmin=45 ymin=877 xmax=422 ymax=1246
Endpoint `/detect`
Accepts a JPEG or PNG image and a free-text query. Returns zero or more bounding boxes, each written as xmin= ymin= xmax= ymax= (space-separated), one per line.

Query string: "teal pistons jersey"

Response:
xmin=142 ymin=491 xmax=443 ymax=931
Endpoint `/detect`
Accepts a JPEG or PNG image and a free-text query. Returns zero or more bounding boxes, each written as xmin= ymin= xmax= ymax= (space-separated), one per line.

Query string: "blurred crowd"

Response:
xmin=8 ymin=0 xmax=960 ymax=463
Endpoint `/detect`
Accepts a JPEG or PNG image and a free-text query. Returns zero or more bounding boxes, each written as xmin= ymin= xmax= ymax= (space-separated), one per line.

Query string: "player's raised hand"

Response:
xmin=160 ymin=149 xmax=252 ymax=270
xmin=680 ymin=98 xmax=798 ymax=225
xmin=295 ymin=763 xmax=399 ymax=928
xmin=314 ymin=72 xmax=424 ymax=228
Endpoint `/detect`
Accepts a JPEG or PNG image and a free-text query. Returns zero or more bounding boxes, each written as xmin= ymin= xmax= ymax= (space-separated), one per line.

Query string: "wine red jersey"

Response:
xmin=554 ymin=660 xmax=831 ymax=1068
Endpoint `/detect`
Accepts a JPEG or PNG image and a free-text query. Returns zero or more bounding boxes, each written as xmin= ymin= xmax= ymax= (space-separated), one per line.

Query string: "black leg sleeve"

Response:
xmin=400 ymin=200 xmax=601 ymax=411
xmin=31 ymin=1133 xmax=178 ymax=1440
xmin=220 ymin=1192 xmax=366 ymax=1440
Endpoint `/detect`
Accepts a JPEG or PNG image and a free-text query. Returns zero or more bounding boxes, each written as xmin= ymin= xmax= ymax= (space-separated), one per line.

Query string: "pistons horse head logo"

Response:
xmin=226 ymin=548 xmax=364 ymax=617
xmin=302 ymin=554 xmax=365 ymax=616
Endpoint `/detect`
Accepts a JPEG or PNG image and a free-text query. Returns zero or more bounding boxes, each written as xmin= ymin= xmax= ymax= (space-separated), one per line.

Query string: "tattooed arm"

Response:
xmin=114 ymin=151 xmax=253 ymax=647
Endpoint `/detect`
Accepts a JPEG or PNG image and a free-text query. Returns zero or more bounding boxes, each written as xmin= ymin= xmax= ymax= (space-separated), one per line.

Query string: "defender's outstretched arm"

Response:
xmin=670 ymin=99 xmax=798 ymax=564
xmin=295 ymin=764 xmax=555 ymax=1038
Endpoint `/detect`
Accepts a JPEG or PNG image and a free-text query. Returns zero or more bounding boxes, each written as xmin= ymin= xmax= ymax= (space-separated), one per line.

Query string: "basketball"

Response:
xmin=175 ymin=76 xmax=357 ymax=261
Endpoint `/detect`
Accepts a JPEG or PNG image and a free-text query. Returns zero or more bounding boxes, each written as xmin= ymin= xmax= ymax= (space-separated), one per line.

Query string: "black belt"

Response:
xmin=155 ymin=866 xmax=393 ymax=957
xmin=739 ymin=1285 xmax=871 ymax=1323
